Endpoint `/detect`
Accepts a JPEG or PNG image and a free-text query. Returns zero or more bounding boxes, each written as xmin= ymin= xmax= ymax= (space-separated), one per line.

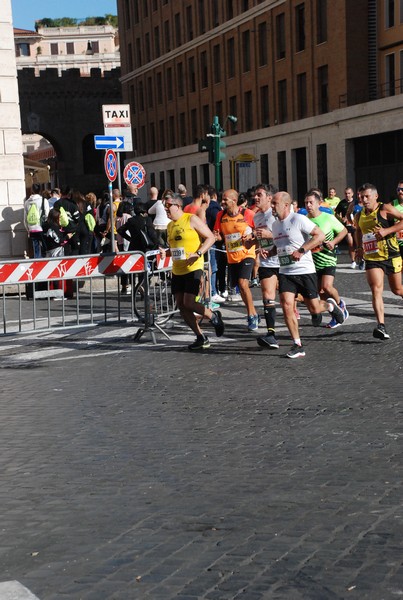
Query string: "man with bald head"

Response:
xmin=214 ymin=188 xmax=259 ymax=331
xmin=270 ymin=192 xmax=345 ymax=358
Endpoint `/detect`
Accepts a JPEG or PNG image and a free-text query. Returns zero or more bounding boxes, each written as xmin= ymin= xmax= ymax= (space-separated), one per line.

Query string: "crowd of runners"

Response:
xmin=161 ymin=181 xmax=403 ymax=357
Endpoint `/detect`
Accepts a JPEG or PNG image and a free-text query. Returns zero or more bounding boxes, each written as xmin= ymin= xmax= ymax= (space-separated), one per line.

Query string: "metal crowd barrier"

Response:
xmin=0 ymin=250 xmax=218 ymax=342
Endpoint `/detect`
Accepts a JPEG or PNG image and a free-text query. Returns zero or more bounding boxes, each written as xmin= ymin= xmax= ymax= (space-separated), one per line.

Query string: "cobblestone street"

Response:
xmin=0 ymin=266 xmax=402 ymax=599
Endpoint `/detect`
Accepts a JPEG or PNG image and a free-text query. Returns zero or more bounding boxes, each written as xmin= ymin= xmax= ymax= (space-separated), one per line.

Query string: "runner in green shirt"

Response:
xmin=305 ymin=190 xmax=349 ymax=328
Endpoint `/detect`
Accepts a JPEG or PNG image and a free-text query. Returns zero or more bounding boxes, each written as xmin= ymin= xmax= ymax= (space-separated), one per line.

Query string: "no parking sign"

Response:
xmin=123 ymin=161 xmax=146 ymax=188
xmin=104 ymin=149 xmax=118 ymax=182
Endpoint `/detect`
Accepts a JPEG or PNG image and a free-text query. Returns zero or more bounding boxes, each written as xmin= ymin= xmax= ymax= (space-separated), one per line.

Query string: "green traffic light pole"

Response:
xmin=211 ymin=115 xmax=224 ymax=192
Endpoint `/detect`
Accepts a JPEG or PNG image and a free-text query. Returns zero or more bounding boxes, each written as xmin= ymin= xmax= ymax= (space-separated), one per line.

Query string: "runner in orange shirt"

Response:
xmin=214 ymin=189 xmax=260 ymax=331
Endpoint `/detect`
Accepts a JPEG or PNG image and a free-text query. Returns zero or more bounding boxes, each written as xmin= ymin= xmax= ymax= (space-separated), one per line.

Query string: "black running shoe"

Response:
xmin=210 ymin=310 xmax=224 ymax=337
xmin=373 ymin=324 xmax=390 ymax=340
xmin=327 ymin=298 xmax=345 ymax=324
xmin=286 ymin=343 xmax=305 ymax=359
xmin=188 ymin=335 xmax=210 ymax=351
xmin=257 ymin=334 xmax=279 ymax=349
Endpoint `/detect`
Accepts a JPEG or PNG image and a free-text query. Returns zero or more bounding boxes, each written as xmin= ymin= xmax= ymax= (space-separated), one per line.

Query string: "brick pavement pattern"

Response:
xmin=0 ymin=266 xmax=402 ymax=599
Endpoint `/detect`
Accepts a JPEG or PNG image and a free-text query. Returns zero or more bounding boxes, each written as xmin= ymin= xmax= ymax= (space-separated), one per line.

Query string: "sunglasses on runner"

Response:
xmin=397 ymin=187 xmax=403 ymax=192
xmin=165 ymin=203 xmax=178 ymax=208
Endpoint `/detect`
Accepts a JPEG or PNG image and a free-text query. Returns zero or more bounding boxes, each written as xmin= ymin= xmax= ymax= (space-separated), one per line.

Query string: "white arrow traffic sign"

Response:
xmin=94 ymin=135 xmax=125 ymax=150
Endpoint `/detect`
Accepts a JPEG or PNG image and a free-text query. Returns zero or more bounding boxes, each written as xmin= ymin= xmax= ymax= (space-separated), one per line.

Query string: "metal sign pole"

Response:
xmin=108 ymin=181 xmax=115 ymax=251
xmin=117 ymin=153 xmax=122 ymax=193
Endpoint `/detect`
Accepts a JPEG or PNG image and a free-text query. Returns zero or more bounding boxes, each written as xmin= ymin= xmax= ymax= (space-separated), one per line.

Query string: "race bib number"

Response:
xmin=171 ymin=247 xmax=186 ymax=261
xmin=362 ymin=232 xmax=378 ymax=254
xmin=225 ymin=232 xmax=242 ymax=253
xmin=259 ymin=237 xmax=274 ymax=249
xmin=277 ymin=246 xmax=294 ymax=266
xmin=396 ymin=229 xmax=403 ymax=241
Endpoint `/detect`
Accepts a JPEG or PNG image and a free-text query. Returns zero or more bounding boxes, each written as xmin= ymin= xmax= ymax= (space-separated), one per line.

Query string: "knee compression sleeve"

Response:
xmin=263 ymin=299 xmax=276 ymax=331
xmin=311 ymin=313 xmax=322 ymax=327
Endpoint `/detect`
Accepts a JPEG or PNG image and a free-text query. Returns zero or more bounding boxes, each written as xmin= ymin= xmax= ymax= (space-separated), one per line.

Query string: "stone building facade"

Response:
xmin=0 ymin=0 xmax=26 ymax=258
xmin=117 ymin=0 xmax=403 ymax=200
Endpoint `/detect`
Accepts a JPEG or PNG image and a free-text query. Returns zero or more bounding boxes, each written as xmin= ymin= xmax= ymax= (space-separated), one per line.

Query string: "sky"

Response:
xmin=11 ymin=0 xmax=117 ymax=31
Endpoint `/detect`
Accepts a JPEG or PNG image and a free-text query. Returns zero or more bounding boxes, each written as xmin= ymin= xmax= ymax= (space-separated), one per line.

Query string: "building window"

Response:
xmin=175 ymin=13 xmax=182 ymax=46
xmin=92 ymin=41 xmax=99 ymax=53
xmin=227 ymin=0 xmax=234 ymax=20
xmin=156 ymin=71 xmax=163 ymax=104
xmin=164 ymin=21 xmax=171 ymax=53
xmin=191 ymin=165 xmax=198 ymax=193
xmin=200 ymin=51 xmax=208 ymax=88
xmin=186 ymin=6 xmax=193 ymax=41
xmin=152 ymin=0 xmax=157 ymax=11
xmin=317 ymin=144 xmax=328 ymax=194
xmin=166 ymin=67 xmax=173 ymax=101
xmin=154 ymin=26 xmax=160 ymax=57
xmin=317 ymin=0 xmax=327 ymax=44
xmin=50 ymin=43 xmax=58 ymax=55
xmin=66 ymin=42 xmax=74 ymax=55
xmin=297 ymin=72 xmax=307 ymax=118
xmin=260 ymin=154 xmax=269 ymax=183
xmin=168 ymin=169 xmax=175 ymax=190
xmin=242 ymin=30 xmax=251 ymax=72
xmin=260 ymin=85 xmax=269 ymax=127
xmin=258 ymin=22 xmax=268 ymax=66
xmin=229 ymin=96 xmax=238 ymax=132
xmin=129 ymin=85 xmax=135 ymax=115
xmin=242 ymin=0 xmax=249 ymax=10
xmin=180 ymin=167 xmax=186 ymax=187
xmin=16 ymin=43 xmax=30 ymax=56
xmin=190 ymin=109 xmax=198 ymax=143
xmin=159 ymin=171 xmax=166 ymax=191
xmin=277 ymin=151 xmax=287 ymax=191
xmin=150 ymin=123 xmax=156 ymax=154
xmin=295 ymin=4 xmax=305 ymax=52
xmin=135 ymin=38 xmax=142 ymax=67
xmin=203 ymin=104 xmax=210 ymax=133
xmin=278 ymin=79 xmax=287 ymax=123
xmin=127 ymin=42 xmax=133 ymax=71
xmin=145 ymin=33 xmax=151 ymax=62
xmin=385 ymin=0 xmax=395 ymax=27
xmin=179 ymin=113 xmax=186 ymax=146
xmin=400 ymin=50 xmax=403 ymax=91
xmin=244 ymin=90 xmax=253 ymax=131
xmin=124 ymin=2 xmax=131 ymax=28
xmin=177 ymin=62 xmax=184 ymax=97
xmin=276 ymin=14 xmax=286 ymax=59
xmin=189 ymin=56 xmax=196 ymax=92
xmin=227 ymin=37 xmax=235 ymax=78
xmin=213 ymin=44 xmax=221 ymax=83
xmin=159 ymin=120 xmax=166 ymax=151
xmin=198 ymin=0 xmax=206 ymax=34
xmin=401 ymin=0 xmax=403 ymax=23
xmin=143 ymin=0 xmax=148 ymax=18
xmin=147 ymin=77 xmax=153 ymax=107
xmin=169 ymin=116 xmax=176 ymax=148
xmin=134 ymin=2 xmax=139 ymax=23
xmin=318 ymin=65 xmax=328 ymax=113
xmin=138 ymin=81 xmax=144 ymax=112
xmin=385 ymin=53 xmax=396 ymax=96
xmin=212 ymin=0 xmax=220 ymax=27
xmin=215 ymin=100 xmax=223 ymax=123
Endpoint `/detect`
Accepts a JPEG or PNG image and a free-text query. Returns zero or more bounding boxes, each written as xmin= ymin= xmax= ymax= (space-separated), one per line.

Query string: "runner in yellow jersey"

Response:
xmin=160 ymin=194 xmax=224 ymax=351
xmin=355 ymin=182 xmax=403 ymax=340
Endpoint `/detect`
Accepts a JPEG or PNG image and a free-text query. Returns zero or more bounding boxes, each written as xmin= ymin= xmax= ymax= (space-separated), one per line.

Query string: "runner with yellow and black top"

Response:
xmin=160 ymin=194 xmax=225 ymax=351
xmin=355 ymin=182 xmax=403 ymax=340
xmin=392 ymin=180 xmax=403 ymax=258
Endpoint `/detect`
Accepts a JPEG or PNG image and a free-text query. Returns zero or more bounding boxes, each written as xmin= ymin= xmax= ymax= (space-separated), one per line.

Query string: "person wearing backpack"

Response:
xmin=24 ymin=184 xmax=50 ymax=258
xmin=53 ymin=187 xmax=80 ymax=255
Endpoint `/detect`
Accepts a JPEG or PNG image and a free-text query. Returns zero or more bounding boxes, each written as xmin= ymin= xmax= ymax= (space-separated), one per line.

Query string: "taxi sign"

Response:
xmin=123 ymin=161 xmax=146 ymax=188
xmin=104 ymin=149 xmax=117 ymax=182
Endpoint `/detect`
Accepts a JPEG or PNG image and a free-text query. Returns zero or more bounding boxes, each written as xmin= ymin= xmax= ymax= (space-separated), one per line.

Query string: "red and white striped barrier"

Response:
xmin=0 ymin=253 xmax=145 ymax=285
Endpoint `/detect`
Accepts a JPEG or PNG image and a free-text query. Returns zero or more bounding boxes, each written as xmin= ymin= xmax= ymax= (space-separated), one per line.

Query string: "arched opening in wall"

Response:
xmin=22 ymin=133 xmax=60 ymax=191
xmin=82 ymin=134 xmax=104 ymax=175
